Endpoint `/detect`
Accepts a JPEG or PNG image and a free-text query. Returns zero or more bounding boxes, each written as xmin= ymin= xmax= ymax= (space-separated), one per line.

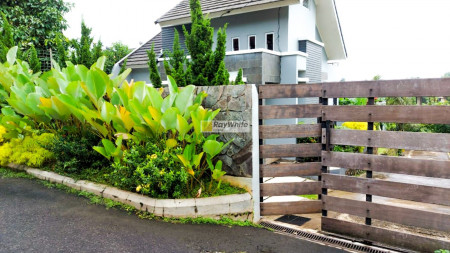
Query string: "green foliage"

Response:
xmin=0 ymin=48 xmax=231 ymax=198
xmin=339 ymin=97 xmax=367 ymax=106
xmin=235 ymin=68 xmax=244 ymax=85
xmin=134 ymin=142 xmax=188 ymax=199
xmin=27 ymin=44 xmax=41 ymax=73
xmin=163 ymin=30 xmax=190 ymax=87
xmin=55 ymin=33 xmax=68 ymax=68
xmin=0 ymin=0 xmax=71 ymax=50
xmin=46 ymin=131 xmax=108 ymax=174
xmin=70 ymin=21 xmax=103 ymax=67
xmin=147 ymin=43 xmax=162 ymax=88
xmin=0 ymin=167 xmax=34 ymax=179
xmin=104 ymin=42 xmax=131 ymax=74
xmin=0 ymin=12 xmax=14 ymax=63
xmin=212 ymin=61 xmax=230 ymax=86
xmin=183 ymin=0 xmax=229 ymax=86
xmin=119 ymin=59 xmax=128 ymax=75
xmin=0 ymin=133 xmax=54 ymax=167
xmin=434 ymin=250 xmax=449 ymax=253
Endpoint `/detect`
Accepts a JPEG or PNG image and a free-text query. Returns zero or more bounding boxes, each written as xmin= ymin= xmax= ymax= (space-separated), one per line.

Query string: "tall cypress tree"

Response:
xmin=27 ymin=44 xmax=41 ymax=73
xmin=164 ymin=29 xmax=189 ymax=87
xmin=183 ymin=0 xmax=229 ymax=86
xmin=0 ymin=12 xmax=14 ymax=62
xmin=147 ymin=43 xmax=162 ymax=88
xmin=55 ymin=33 xmax=68 ymax=67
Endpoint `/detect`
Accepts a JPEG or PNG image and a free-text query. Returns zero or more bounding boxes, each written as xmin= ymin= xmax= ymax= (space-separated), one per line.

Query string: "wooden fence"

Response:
xmin=257 ymin=78 xmax=450 ymax=252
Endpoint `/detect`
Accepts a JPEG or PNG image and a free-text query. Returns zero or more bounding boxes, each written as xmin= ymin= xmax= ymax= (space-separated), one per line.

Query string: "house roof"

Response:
xmin=156 ymin=0 xmax=298 ymax=26
xmin=120 ymin=32 xmax=162 ymax=68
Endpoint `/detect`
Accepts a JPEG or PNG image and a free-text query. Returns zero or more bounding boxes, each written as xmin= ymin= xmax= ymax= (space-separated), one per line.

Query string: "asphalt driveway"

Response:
xmin=0 ymin=177 xmax=346 ymax=253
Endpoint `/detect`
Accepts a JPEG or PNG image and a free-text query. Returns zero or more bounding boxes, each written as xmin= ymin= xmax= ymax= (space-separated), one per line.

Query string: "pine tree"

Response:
xmin=55 ymin=33 xmax=68 ymax=67
xmin=182 ymin=0 xmax=229 ymax=86
xmin=164 ymin=29 xmax=189 ymax=87
xmin=147 ymin=43 xmax=162 ymax=88
xmin=73 ymin=21 xmax=94 ymax=67
xmin=0 ymin=12 xmax=14 ymax=62
xmin=212 ymin=61 xmax=229 ymax=86
xmin=92 ymin=40 xmax=103 ymax=63
xmin=27 ymin=44 xmax=41 ymax=73
xmin=235 ymin=68 xmax=244 ymax=84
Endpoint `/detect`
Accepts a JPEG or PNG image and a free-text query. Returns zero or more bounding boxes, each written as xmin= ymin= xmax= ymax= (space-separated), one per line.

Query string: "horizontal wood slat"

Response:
xmin=322 ymin=106 xmax=450 ymax=124
xmin=261 ymin=200 xmax=321 ymax=215
xmin=322 ymin=174 xmax=450 ymax=206
xmin=322 ymin=217 xmax=450 ymax=252
xmin=260 ymin=124 xmax=321 ymax=139
xmin=260 ymin=162 xmax=322 ymax=177
xmin=259 ymin=104 xmax=322 ymax=119
xmin=260 ymin=182 xmax=321 ymax=196
xmin=322 ymin=151 xmax=450 ymax=179
xmin=322 ymin=78 xmax=450 ymax=98
xmin=258 ymin=84 xmax=322 ymax=99
xmin=260 ymin=143 xmax=322 ymax=158
xmin=322 ymin=195 xmax=450 ymax=232
xmin=324 ymin=129 xmax=450 ymax=152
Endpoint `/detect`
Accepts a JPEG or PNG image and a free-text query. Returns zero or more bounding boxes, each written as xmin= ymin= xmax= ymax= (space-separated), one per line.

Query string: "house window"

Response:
xmin=266 ymin=33 xmax=274 ymax=50
xmin=232 ymin=38 xmax=240 ymax=51
xmin=248 ymin=35 xmax=256 ymax=50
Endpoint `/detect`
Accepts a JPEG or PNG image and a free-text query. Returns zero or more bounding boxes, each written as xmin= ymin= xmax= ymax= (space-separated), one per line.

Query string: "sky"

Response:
xmin=64 ymin=0 xmax=450 ymax=81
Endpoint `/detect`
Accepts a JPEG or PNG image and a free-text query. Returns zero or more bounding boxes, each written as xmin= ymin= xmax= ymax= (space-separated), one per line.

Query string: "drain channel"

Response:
xmin=259 ymin=221 xmax=403 ymax=253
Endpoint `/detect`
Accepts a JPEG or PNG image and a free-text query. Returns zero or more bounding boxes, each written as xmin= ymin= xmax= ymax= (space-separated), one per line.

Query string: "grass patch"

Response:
xmin=0 ymin=167 xmax=34 ymax=179
xmin=299 ymin=194 xmax=318 ymax=200
xmin=0 ymin=167 xmax=259 ymax=228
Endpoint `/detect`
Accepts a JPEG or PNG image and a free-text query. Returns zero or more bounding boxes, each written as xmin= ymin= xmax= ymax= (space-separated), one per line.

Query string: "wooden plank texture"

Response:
xmin=322 ymin=106 xmax=450 ymax=124
xmin=260 ymin=124 xmax=321 ymax=139
xmin=322 ymin=151 xmax=450 ymax=179
xmin=322 ymin=174 xmax=450 ymax=206
xmin=322 ymin=78 xmax=450 ymax=98
xmin=258 ymin=84 xmax=322 ymax=99
xmin=322 ymin=217 xmax=450 ymax=252
xmin=260 ymin=162 xmax=322 ymax=177
xmin=259 ymin=104 xmax=322 ymax=119
xmin=260 ymin=143 xmax=322 ymax=158
xmin=260 ymin=182 xmax=321 ymax=196
xmin=324 ymin=129 xmax=450 ymax=152
xmin=322 ymin=195 xmax=450 ymax=232
xmin=261 ymin=200 xmax=321 ymax=215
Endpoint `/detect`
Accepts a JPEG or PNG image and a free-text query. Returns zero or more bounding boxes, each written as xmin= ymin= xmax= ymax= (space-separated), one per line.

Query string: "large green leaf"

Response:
xmin=175 ymin=85 xmax=195 ymax=116
xmin=167 ymin=75 xmax=178 ymax=95
xmin=147 ymin=86 xmax=163 ymax=110
xmin=161 ymin=107 xmax=179 ymax=131
xmin=203 ymin=140 xmax=224 ymax=158
xmin=176 ymin=114 xmax=191 ymax=139
xmin=6 ymin=46 xmax=18 ymax=66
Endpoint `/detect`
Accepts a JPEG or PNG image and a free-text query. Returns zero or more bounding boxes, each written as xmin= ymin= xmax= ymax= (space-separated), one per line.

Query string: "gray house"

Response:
xmin=112 ymin=0 xmax=347 ymax=85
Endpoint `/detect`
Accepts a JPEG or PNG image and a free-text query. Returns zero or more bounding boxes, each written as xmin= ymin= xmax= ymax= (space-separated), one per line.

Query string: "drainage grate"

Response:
xmin=259 ymin=221 xmax=402 ymax=253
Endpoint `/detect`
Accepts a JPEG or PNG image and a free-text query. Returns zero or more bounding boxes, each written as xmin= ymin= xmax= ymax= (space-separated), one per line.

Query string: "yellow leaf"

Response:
xmin=40 ymin=97 xmax=52 ymax=108
xmin=166 ymin=138 xmax=177 ymax=149
xmin=118 ymin=106 xmax=134 ymax=131
xmin=187 ymin=168 xmax=195 ymax=176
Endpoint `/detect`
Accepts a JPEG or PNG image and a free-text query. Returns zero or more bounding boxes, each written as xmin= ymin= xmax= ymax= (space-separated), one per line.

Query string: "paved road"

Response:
xmin=0 ymin=178 xmax=345 ymax=253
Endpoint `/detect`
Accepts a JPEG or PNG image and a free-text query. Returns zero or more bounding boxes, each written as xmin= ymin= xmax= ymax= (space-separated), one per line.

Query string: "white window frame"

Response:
xmin=265 ymin=32 xmax=274 ymax=51
xmin=248 ymin=35 xmax=256 ymax=50
xmin=232 ymin=37 xmax=240 ymax=51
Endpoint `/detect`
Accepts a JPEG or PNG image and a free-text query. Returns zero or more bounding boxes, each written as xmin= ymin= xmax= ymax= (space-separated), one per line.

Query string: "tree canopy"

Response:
xmin=0 ymin=0 xmax=71 ymax=49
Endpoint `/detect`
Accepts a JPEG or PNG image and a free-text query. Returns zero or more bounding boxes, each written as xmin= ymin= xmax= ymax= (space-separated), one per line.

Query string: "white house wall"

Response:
xmin=287 ymin=2 xmax=317 ymax=52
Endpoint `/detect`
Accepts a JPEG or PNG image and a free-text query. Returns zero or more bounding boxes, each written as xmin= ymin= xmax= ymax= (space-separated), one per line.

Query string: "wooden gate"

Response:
xmin=258 ymin=84 xmax=324 ymax=216
xmin=257 ymin=79 xmax=450 ymax=252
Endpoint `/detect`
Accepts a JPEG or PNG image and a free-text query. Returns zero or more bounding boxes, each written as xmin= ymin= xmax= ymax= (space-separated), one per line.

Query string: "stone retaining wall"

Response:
xmin=195 ymin=85 xmax=253 ymax=177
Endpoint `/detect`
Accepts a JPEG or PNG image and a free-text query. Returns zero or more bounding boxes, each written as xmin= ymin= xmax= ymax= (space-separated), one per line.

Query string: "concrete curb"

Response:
xmin=7 ymin=164 xmax=253 ymax=220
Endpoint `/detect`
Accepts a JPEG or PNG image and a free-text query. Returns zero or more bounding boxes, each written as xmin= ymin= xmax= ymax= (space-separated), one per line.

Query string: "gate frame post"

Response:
xmin=251 ymin=84 xmax=261 ymax=223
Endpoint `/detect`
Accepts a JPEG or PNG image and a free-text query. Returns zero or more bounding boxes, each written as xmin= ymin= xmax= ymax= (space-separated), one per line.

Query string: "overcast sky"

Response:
xmin=64 ymin=0 xmax=450 ymax=81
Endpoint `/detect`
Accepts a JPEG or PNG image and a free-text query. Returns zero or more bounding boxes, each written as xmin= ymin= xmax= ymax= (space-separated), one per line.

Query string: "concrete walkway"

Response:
xmin=0 ymin=177 xmax=346 ymax=253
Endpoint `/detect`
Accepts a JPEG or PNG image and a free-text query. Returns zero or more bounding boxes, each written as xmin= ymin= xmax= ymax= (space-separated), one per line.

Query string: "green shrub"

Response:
xmin=47 ymin=131 xmax=108 ymax=174
xmin=110 ymin=140 xmax=188 ymax=198
xmin=0 ymin=133 xmax=54 ymax=167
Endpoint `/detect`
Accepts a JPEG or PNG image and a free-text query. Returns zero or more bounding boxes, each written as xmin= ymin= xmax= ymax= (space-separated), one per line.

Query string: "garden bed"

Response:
xmin=7 ymin=163 xmax=253 ymax=220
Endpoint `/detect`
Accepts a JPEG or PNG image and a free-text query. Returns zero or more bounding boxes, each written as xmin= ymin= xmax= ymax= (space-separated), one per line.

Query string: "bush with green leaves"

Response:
xmin=0 ymin=46 xmax=231 ymax=196
xmin=47 ymin=130 xmax=108 ymax=174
